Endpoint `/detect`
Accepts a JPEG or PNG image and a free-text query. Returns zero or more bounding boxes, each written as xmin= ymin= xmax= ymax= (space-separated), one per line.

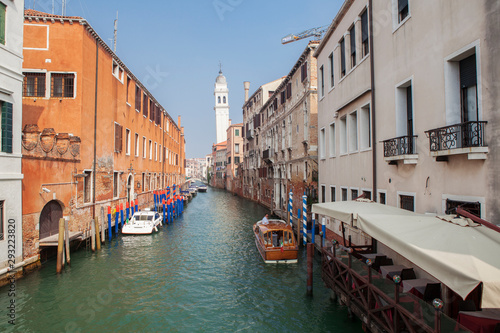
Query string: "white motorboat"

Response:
xmin=122 ymin=209 xmax=163 ymax=235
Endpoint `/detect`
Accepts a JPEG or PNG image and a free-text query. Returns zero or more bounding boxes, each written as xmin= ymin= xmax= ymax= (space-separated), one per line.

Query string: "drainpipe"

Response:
xmin=369 ymin=0 xmax=377 ymax=201
xmin=92 ymin=39 xmax=99 ymax=219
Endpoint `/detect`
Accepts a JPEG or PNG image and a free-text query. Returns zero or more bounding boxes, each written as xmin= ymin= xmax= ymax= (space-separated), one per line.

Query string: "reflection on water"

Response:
xmin=0 ymin=187 xmax=362 ymax=332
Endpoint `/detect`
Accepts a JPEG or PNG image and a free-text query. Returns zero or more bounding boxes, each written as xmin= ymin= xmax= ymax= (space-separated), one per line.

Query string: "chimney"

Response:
xmin=243 ymin=81 xmax=250 ymax=102
xmin=177 ymin=115 xmax=181 ymax=127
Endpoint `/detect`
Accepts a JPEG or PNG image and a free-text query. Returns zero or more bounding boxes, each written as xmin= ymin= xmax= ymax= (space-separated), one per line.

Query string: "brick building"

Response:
xmin=225 ymin=123 xmax=243 ymax=194
xmin=21 ymin=10 xmax=185 ymax=262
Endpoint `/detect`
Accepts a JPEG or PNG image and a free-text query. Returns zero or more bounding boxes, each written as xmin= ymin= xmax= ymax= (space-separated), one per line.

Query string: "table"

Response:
xmin=458 ymin=309 xmax=500 ymax=333
xmin=380 ymin=265 xmax=407 ymax=279
xmin=401 ymin=278 xmax=437 ymax=296
xmin=360 ymin=253 xmax=386 ymax=260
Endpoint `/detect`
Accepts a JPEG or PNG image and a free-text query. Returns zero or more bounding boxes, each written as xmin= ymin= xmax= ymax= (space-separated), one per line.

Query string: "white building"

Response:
xmin=214 ymin=69 xmax=229 ymax=144
xmin=0 ymin=0 xmax=24 ymax=283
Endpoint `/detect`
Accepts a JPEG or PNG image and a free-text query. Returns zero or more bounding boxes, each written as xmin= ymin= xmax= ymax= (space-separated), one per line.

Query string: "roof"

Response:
xmin=312 ymin=200 xmax=500 ymax=309
xmin=255 ymin=220 xmax=293 ymax=232
xmin=24 ymin=9 xmax=82 ymax=20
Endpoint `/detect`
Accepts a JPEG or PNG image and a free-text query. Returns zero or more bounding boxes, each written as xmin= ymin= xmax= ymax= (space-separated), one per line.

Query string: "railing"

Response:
xmin=425 ymin=121 xmax=487 ymax=152
xmin=383 ymin=135 xmax=417 ymax=157
xmin=321 ymin=247 xmax=470 ymax=333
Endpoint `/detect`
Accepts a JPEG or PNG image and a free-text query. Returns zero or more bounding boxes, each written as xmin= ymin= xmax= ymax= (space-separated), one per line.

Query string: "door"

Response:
xmin=39 ymin=200 xmax=63 ymax=239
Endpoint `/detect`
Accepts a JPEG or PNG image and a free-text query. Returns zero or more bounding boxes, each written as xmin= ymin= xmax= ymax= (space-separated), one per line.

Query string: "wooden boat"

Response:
xmin=198 ymin=185 xmax=207 ymax=192
xmin=253 ymin=219 xmax=298 ymax=263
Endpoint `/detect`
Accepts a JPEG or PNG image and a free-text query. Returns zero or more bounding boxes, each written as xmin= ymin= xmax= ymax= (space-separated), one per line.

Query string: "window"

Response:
xmin=286 ymin=82 xmax=292 ymax=99
xmin=142 ymin=173 xmax=145 ymax=191
xmin=155 ymin=142 xmax=158 ymax=161
xmin=0 ymin=201 xmax=4 ymax=240
xmin=143 ymin=137 xmax=146 ymax=158
xmin=0 ymin=2 xmax=5 ymax=45
xmin=223 ymin=96 xmax=226 ymax=103
xmin=329 ymin=123 xmax=336 ymax=157
xmin=339 ymin=116 xmax=347 ymax=154
xmin=113 ymin=172 xmax=119 ymax=198
xmin=379 ymin=192 xmax=386 ymax=204
xmin=329 ymin=52 xmax=334 ymax=88
xmin=319 ymin=128 xmax=326 ymax=159
xmin=218 ymin=96 xmax=221 ymax=104
xmin=235 ymin=144 xmax=239 ymax=153
xmin=303 ymin=161 xmax=307 ymax=181
xmin=114 ymin=123 xmax=123 ymax=153
xmin=235 ymin=129 xmax=239 ymax=136
xmin=135 ymin=85 xmax=141 ymax=112
xmin=362 ymin=190 xmax=372 ymax=200
xmin=125 ymin=129 xmax=131 ymax=155
xmin=342 ymin=188 xmax=348 ymax=201
xmin=149 ymin=140 xmax=152 ymax=160
xmin=351 ymin=189 xmax=358 ymax=200
xmin=84 ymin=171 xmax=92 ymax=203
xmin=349 ymin=25 xmax=356 ymax=68
xmin=400 ymin=194 xmax=414 ymax=212
xmin=126 ymin=77 xmax=131 ymax=103
xmin=227 ymin=156 xmax=231 ymax=165
xmin=445 ymin=199 xmax=480 ymax=218
xmin=149 ymin=100 xmax=154 ymax=122
xmin=159 ymin=144 xmax=162 ymax=162
xmin=23 ymin=72 xmax=46 ymax=97
xmin=330 ymin=186 xmax=336 ymax=202
xmin=398 ymin=0 xmax=409 ymax=23
xmin=301 ymin=62 xmax=307 ymax=82
xmin=112 ymin=61 xmax=124 ymax=82
xmin=396 ymin=80 xmax=414 ymax=143
xmin=1 ymin=101 xmax=13 ymax=153
xmin=340 ymin=38 xmax=346 ymax=77
xmin=361 ymin=10 xmax=369 ymax=57
xmin=143 ymin=94 xmax=148 ymax=118
xmin=460 ymin=54 xmax=478 ymax=123
xmin=51 ymin=73 xmax=75 ymax=98
xmin=235 ymin=156 xmax=240 ymax=164
xmin=319 ymin=65 xmax=324 ymax=97
xmin=135 ymin=133 xmax=139 ymax=156
xmin=321 ymin=185 xmax=326 ymax=203
xmin=360 ymin=105 xmax=371 ymax=150
xmin=349 ymin=111 xmax=358 ymax=152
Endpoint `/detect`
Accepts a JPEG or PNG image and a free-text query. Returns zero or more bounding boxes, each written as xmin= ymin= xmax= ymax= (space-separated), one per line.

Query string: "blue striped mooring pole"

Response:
xmin=289 ymin=191 xmax=293 ymax=228
xmin=302 ymin=195 xmax=307 ymax=246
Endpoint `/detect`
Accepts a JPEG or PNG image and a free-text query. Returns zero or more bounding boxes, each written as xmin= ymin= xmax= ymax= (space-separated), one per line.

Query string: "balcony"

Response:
xmin=263 ymin=148 xmax=274 ymax=164
xmin=425 ymin=121 xmax=488 ymax=160
xmin=383 ymin=135 xmax=418 ymax=165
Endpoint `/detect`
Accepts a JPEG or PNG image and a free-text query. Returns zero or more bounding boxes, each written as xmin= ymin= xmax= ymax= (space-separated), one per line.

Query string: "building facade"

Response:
xmin=225 ymin=123 xmax=243 ymax=193
xmin=242 ymin=42 xmax=319 ymax=217
xmin=0 ymin=0 xmax=24 ymax=284
xmin=211 ymin=141 xmax=226 ymax=189
xmin=21 ymin=10 xmax=185 ymax=262
xmin=214 ymin=69 xmax=229 ymax=144
xmin=315 ymin=0 xmax=500 ymax=242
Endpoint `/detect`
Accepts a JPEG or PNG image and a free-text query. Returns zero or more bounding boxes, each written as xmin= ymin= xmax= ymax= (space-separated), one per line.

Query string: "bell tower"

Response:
xmin=214 ymin=66 xmax=229 ymax=144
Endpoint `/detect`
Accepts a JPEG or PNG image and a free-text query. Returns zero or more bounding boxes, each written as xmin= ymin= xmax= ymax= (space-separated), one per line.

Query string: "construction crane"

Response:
xmin=281 ymin=25 xmax=329 ymax=45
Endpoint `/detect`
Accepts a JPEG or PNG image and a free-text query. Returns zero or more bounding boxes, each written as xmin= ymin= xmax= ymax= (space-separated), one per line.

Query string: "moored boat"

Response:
xmin=122 ymin=209 xmax=162 ymax=235
xmin=253 ymin=219 xmax=298 ymax=263
xmin=198 ymin=185 xmax=207 ymax=192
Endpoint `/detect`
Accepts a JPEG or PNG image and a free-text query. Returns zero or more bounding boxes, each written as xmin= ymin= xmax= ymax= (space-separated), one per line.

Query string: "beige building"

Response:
xmin=315 ymin=0 xmax=500 ymax=226
xmin=241 ymin=78 xmax=283 ymax=201
xmin=241 ymin=42 xmax=319 ymax=217
xmin=225 ymin=123 xmax=243 ymax=193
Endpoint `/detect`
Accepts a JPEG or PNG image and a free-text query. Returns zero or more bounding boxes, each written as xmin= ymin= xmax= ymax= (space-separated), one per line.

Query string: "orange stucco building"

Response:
xmin=21 ymin=10 xmax=185 ymax=262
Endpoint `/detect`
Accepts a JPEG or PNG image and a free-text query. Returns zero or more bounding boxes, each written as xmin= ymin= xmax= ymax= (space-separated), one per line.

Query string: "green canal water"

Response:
xmin=1 ymin=188 xmax=363 ymax=332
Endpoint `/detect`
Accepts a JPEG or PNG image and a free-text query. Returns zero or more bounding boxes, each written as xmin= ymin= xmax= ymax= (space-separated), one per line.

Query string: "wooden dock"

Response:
xmin=39 ymin=231 xmax=83 ymax=247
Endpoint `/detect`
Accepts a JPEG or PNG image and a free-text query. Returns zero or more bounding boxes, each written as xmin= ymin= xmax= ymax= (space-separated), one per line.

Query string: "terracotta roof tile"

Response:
xmin=24 ymin=9 xmax=82 ymax=20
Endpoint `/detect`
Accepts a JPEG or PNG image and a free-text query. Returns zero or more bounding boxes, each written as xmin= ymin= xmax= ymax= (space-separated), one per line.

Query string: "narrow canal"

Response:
xmin=1 ymin=188 xmax=362 ymax=332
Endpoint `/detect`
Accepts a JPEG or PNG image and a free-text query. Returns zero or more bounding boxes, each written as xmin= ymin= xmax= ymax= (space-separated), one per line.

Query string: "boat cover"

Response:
xmin=312 ymin=200 xmax=500 ymax=308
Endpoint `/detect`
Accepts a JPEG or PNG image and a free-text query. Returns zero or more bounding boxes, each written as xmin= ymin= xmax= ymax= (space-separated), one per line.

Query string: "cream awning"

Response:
xmin=312 ymin=201 xmax=500 ymax=308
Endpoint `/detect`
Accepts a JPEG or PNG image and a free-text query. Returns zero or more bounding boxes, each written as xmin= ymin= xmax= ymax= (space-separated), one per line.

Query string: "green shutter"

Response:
xmin=1 ymin=102 xmax=13 ymax=153
xmin=0 ymin=3 xmax=5 ymax=45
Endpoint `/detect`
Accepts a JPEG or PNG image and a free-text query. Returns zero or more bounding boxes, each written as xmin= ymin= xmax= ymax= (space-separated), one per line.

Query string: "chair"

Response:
xmin=380 ymin=257 xmax=393 ymax=266
xmin=400 ymin=268 xmax=416 ymax=281
xmin=493 ymin=323 xmax=500 ymax=333
xmin=459 ymin=299 xmax=477 ymax=312
xmin=371 ymin=255 xmax=387 ymax=271
xmin=423 ymin=283 xmax=441 ymax=302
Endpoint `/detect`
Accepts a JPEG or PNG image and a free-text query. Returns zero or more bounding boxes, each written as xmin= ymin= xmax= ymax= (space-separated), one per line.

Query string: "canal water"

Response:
xmin=1 ymin=187 xmax=362 ymax=332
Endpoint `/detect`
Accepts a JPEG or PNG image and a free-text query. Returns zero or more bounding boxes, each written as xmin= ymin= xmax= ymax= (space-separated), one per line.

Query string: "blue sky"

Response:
xmin=27 ymin=0 xmax=343 ymax=158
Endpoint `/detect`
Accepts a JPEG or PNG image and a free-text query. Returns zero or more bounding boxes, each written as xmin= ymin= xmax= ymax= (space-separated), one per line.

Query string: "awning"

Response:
xmin=312 ymin=201 xmax=500 ymax=308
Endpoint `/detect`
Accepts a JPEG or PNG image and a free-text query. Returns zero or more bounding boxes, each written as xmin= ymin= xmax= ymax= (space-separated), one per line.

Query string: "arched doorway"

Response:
xmin=127 ymin=174 xmax=134 ymax=202
xmin=39 ymin=200 xmax=63 ymax=240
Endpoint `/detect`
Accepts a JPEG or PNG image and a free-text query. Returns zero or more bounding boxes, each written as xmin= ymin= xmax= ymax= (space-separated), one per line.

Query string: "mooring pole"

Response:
xmin=57 ymin=218 xmax=64 ymax=273
xmin=307 ymin=243 xmax=314 ymax=296
xmin=120 ymin=203 xmax=124 ymax=228
xmin=95 ymin=216 xmax=101 ymax=251
xmin=302 ymin=195 xmax=307 ymax=246
xmin=65 ymin=218 xmax=71 ymax=265
xmin=107 ymin=206 xmax=112 ymax=241
xmin=91 ymin=219 xmax=96 ymax=252
xmin=115 ymin=205 xmax=119 ymax=234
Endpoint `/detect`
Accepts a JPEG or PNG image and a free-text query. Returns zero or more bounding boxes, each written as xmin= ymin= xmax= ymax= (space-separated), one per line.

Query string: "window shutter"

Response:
xmin=350 ymin=27 xmax=356 ymax=55
xmin=0 ymin=3 xmax=5 ymax=45
xmin=340 ymin=39 xmax=346 ymax=74
xmin=273 ymin=98 xmax=278 ymax=110
xmin=1 ymin=102 xmax=13 ymax=153
xmin=460 ymin=54 xmax=477 ymax=88
xmin=361 ymin=11 xmax=368 ymax=43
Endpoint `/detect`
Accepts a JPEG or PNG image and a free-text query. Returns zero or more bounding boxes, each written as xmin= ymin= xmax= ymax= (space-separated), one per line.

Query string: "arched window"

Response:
xmin=223 ymin=96 xmax=226 ymax=103
xmin=218 ymin=96 xmax=221 ymax=103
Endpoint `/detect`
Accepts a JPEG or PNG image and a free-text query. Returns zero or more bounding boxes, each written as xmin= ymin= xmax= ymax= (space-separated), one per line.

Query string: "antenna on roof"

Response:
xmin=52 ymin=0 xmax=54 ymax=14
xmin=61 ymin=0 xmax=66 ymax=16
xmin=113 ymin=11 xmax=118 ymax=53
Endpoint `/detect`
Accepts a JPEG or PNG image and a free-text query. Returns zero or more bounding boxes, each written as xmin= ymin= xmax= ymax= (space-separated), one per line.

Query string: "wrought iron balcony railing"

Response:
xmin=383 ymin=135 xmax=417 ymax=157
xmin=425 ymin=121 xmax=487 ymax=152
